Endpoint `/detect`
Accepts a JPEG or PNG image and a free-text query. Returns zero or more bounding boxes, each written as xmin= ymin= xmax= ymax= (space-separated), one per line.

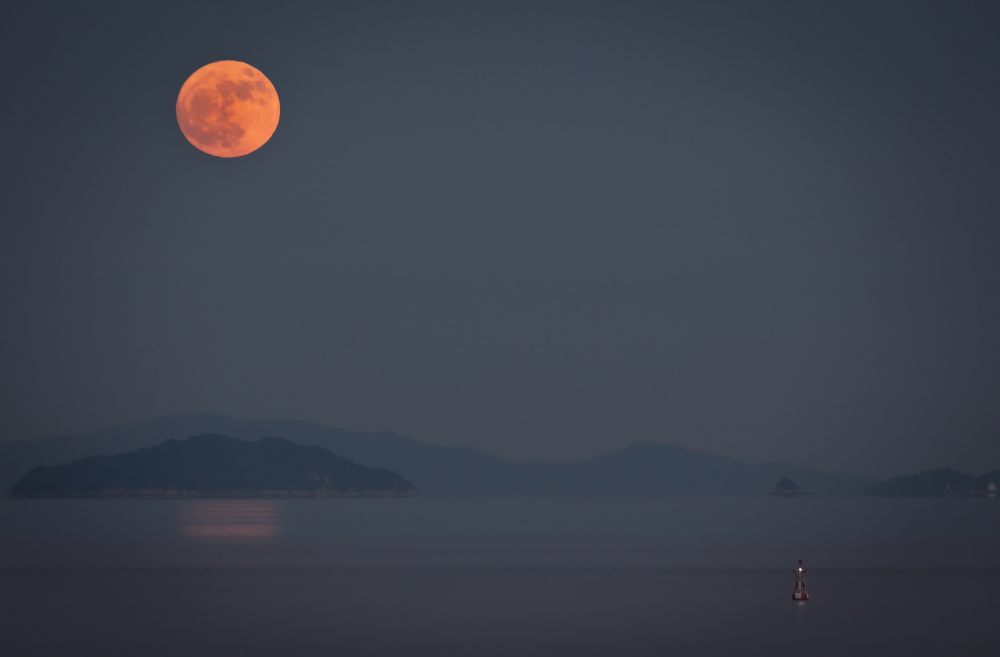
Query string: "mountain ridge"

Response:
xmin=863 ymin=468 xmax=1000 ymax=497
xmin=1 ymin=414 xmax=872 ymax=496
xmin=10 ymin=434 xmax=415 ymax=498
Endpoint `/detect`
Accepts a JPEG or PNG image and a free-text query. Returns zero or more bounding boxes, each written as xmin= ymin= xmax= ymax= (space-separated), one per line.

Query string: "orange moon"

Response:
xmin=176 ymin=61 xmax=280 ymax=158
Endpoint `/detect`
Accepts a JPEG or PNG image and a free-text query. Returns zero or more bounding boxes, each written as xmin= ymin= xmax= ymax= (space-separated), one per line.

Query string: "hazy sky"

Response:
xmin=2 ymin=1 xmax=998 ymax=477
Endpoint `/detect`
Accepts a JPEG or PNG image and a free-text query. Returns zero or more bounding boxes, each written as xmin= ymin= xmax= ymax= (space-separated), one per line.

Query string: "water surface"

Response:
xmin=2 ymin=497 xmax=997 ymax=655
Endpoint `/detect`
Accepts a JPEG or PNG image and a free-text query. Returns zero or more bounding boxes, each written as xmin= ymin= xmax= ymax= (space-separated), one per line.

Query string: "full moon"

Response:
xmin=176 ymin=61 xmax=280 ymax=158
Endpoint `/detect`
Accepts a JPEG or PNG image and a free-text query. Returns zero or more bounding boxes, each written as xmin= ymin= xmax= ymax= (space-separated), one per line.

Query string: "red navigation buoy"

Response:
xmin=793 ymin=559 xmax=809 ymax=600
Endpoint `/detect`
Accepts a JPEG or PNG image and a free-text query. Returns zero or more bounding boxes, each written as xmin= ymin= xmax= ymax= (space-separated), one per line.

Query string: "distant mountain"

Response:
xmin=0 ymin=414 xmax=515 ymax=496
xmin=505 ymin=442 xmax=869 ymax=497
xmin=864 ymin=468 xmax=1000 ymax=497
xmin=0 ymin=414 xmax=873 ymax=496
xmin=10 ymin=434 xmax=414 ymax=498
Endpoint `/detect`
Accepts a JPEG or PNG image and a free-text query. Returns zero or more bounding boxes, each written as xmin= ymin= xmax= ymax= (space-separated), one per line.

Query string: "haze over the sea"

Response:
xmin=3 ymin=2 xmax=1000 ymax=482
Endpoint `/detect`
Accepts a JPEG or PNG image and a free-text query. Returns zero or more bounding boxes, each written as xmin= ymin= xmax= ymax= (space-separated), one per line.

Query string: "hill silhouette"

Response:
xmin=10 ymin=434 xmax=415 ymax=498
xmin=864 ymin=468 xmax=1000 ymax=497
xmin=1 ymin=414 xmax=871 ymax=497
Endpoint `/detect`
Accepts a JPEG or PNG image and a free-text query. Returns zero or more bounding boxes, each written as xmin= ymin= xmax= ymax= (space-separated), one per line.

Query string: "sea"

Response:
xmin=1 ymin=496 xmax=998 ymax=656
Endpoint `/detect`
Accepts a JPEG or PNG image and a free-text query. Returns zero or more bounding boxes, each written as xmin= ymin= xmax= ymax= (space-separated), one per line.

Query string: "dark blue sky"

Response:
xmin=2 ymin=1 xmax=999 ymax=477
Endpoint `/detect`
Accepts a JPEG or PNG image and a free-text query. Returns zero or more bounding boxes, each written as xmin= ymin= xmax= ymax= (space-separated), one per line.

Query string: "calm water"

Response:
xmin=2 ymin=497 xmax=998 ymax=655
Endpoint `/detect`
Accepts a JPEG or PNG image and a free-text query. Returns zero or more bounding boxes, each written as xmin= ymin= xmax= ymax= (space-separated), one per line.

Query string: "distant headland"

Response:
xmin=9 ymin=434 xmax=415 ymax=499
xmin=863 ymin=468 xmax=1000 ymax=498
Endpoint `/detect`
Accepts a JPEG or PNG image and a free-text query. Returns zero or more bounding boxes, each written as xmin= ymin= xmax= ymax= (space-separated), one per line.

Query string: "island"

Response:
xmin=770 ymin=477 xmax=804 ymax=497
xmin=8 ymin=434 xmax=415 ymax=498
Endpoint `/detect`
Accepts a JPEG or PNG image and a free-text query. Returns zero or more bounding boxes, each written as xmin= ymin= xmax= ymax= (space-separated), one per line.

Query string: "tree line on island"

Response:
xmin=2 ymin=414 xmax=997 ymax=498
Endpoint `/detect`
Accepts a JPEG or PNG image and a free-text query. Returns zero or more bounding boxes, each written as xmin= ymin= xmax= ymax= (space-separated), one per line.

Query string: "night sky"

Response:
xmin=2 ymin=1 xmax=999 ymax=478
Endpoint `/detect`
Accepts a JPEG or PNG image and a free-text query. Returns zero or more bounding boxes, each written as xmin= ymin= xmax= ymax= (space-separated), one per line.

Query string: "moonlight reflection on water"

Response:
xmin=1 ymin=499 xmax=999 ymax=655
xmin=177 ymin=500 xmax=282 ymax=539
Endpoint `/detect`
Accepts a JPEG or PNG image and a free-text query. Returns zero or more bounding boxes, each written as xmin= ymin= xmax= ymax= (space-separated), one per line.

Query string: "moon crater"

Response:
xmin=176 ymin=61 xmax=279 ymax=158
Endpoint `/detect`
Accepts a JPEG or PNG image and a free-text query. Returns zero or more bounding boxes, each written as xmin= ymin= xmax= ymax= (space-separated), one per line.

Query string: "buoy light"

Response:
xmin=793 ymin=561 xmax=809 ymax=601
